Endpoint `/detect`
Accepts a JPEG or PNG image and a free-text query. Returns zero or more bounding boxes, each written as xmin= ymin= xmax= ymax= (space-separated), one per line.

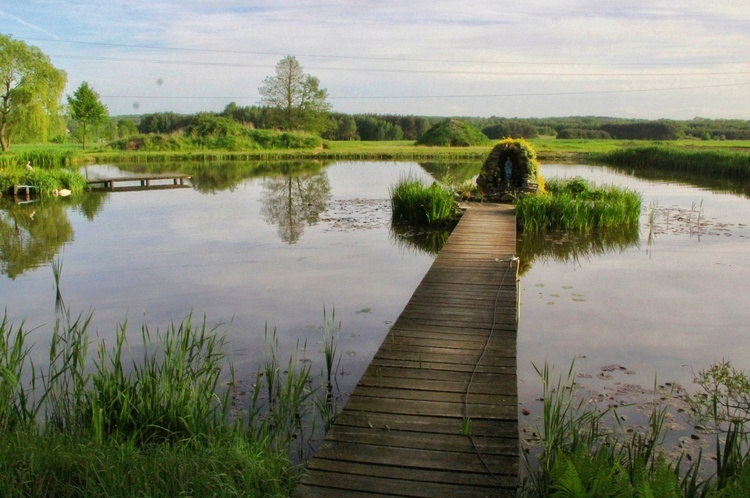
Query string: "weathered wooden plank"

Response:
xmin=352 ymin=385 xmax=516 ymax=406
xmin=333 ymin=410 xmax=518 ymax=437
xmin=293 ymin=204 xmax=520 ymax=497
xmin=344 ymin=395 xmax=517 ymax=419
xmin=367 ymin=358 xmax=516 ymax=375
xmin=323 ymin=426 xmax=518 ymax=455
xmin=355 ymin=376 xmax=517 ymax=396
xmin=372 ymin=349 xmax=517 ymax=367
xmin=302 ymin=459 xmax=516 ymax=489
xmin=296 ymin=470 xmax=509 ymax=497
xmin=310 ymin=440 xmax=518 ymax=474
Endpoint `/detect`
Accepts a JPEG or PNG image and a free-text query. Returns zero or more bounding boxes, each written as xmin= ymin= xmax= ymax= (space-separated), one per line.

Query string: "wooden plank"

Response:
xmin=333 ymin=411 xmax=518 ymax=438
xmin=292 ymin=205 xmax=520 ymax=497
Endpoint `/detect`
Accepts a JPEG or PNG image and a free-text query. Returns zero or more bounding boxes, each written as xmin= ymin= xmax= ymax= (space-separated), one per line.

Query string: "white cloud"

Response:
xmin=5 ymin=0 xmax=750 ymax=118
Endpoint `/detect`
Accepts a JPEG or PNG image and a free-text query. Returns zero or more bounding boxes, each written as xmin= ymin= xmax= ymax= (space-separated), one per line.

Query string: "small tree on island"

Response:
xmin=68 ymin=82 xmax=108 ymax=150
xmin=258 ymin=55 xmax=331 ymax=135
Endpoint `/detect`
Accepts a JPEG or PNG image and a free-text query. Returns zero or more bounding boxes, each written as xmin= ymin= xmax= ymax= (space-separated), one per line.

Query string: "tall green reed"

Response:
xmin=521 ymin=361 xmax=710 ymax=497
xmin=0 ymin=315 xmax=39 ymax=431
xmin=390 ymin=175 xmax=458 ymax=227
xmin=594 ymin=146 xmax=750 ymax=180
xmin=515 ymin=177 xmax=641 ymax=234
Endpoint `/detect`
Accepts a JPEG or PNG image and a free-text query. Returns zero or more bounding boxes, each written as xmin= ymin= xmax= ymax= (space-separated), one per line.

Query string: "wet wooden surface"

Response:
xmin=293 ymin=204 xmax=520 ymax=497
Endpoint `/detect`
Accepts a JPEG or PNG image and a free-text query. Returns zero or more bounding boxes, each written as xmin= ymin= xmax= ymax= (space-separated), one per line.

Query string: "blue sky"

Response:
xmin=3 ymin=1 xmax=749 ymax=118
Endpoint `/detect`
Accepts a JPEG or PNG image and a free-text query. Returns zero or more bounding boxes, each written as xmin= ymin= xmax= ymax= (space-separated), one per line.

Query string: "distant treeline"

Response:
xmin=116 ymin=104 xmax=750 ymax=142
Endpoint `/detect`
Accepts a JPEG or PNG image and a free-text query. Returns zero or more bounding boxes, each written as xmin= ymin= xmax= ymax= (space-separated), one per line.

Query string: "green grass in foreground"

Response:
xmin=0 ymin=430 xmax=290 ymax=497
xmin=0 ymin=311 xmax=336 ymax=496
xmin=523 ymin=361 xmax=750 ymax=497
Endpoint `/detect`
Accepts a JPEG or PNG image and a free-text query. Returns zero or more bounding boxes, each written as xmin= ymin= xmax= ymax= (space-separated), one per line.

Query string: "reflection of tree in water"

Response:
xmin=0 ymin=200 xmax=74 ymax=279
xmin=260 ymin=172 xmax=332 ymax=243
xmin=516 ymin=225 xmax=640 ymax=276
xmin=73 ymin=192 xmax=108 ymax=221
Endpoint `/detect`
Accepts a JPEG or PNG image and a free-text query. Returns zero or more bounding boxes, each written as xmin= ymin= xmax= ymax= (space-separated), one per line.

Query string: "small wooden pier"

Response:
xmin=86 ymin=174 xmax=191 ymax=191
xmin=293 ymin=204 xmax=520 ymax=497
xmin=8 ymin=185 xmax=39 ymax=199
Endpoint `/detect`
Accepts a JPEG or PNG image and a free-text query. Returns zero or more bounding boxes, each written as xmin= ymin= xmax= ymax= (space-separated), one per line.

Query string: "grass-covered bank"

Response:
xmin=0 ymin=311 xmax=341 ymax=496
xmin=3 ymin=137 xmax=749 ymax=168
xmin=593 ymin=146 xmax=750 ymax=179
xmin=0 ymin=164 xmax=87 ymax=197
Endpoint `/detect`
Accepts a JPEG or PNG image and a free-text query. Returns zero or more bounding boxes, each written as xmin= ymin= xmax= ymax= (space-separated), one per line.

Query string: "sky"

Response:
xmin=3 ymin=1 xmax=750 ymax=119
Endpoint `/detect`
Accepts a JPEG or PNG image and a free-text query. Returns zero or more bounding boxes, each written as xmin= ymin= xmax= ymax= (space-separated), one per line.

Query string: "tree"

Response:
xmin=258 ymin=56 xmax=331 ymax=134
xmin=0 ymin=34 xmax=67 ymax=151
xmin=67 ymin=82 xmax=108 ymax=150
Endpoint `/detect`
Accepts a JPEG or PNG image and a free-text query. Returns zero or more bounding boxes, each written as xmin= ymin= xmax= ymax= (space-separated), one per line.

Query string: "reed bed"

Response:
xmin=593 ymin=146 xmax=750 ymax=179
xmin=0 ymin=147 xmax=84 ymax=169
xmin=515 ymin=177 xmax=642 ymax=233
xmin=0 ymin=309 xmax=341 ymax=496
xmin=390 ymin=176 xmax=458 ymax=227
xmin=0 ymin=165 xmax=87 ymax=196
xmin=522 ymin=361 xmax=750 ymax=497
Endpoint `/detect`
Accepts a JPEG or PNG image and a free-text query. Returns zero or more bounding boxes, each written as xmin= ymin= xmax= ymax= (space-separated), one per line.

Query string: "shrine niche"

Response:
xmin=476 ymin=139 xmax=540 ymax=201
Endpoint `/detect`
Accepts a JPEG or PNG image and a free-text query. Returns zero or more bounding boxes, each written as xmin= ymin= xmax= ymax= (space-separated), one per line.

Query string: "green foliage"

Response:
xmin=482 ymin=119 xmax=539 ymax=139
xmin=515 ymin=177 xmax=642 ymax=233
xmin=137 ymin=111 xmax=194 ymax=134
xmin=390 ymin=177 xmax=458 ymax=227
xmin=106 ymin=120 xmax=322 ymax=152
xmin=689 ymin=361 xmax=750 ymax=490
xmin=416 ymin=119 xmax=491 ymax=147
xmin=523 ymin=362 xmax=694 ymax=497
xmin=476 ymin=138 xmax=540 ymax=196
xmin=594 ymin=146 xmax=750 ymax=180
xmin=600 ymin=121 xmax=682 ymax=140
xmin=67 ymin=81 xmax=109 ymax=150
xmin=0 ymin=162 xmax=86 ymax=198
xmin=0 ymin=429 xmax=293 ymax=497
xmin=259 ymin=55 xmax=331 ymax=134
xmin=557 ymin=128 xmax=612 ymax=139
xmin=0 ymin=34 xmax=67 ymax=151
xmin=0 ymin=309 xmax=348 ymax=495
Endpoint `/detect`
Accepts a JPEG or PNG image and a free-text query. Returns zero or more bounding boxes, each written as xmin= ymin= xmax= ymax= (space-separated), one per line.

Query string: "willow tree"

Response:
xmin=0 ymin=34 xmax=67 ymax=151
xmin=258 ymin=55 xmax=331 ymax=135
xmin=68 ymin=81 xmax=108 ymax=150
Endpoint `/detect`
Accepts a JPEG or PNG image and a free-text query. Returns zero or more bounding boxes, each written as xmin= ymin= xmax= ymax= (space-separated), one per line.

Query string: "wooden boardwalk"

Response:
xmin=293 ymin=204 xmax=520 ymax=497
xmin=86 ymin=174 xmax=191 ymax=191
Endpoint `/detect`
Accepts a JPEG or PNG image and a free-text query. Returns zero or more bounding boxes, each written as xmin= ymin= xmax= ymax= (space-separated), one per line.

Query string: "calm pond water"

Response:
xmin=1 ymin=160 xmax=749 ymax=431
xmin=516 ymin=164 xmax=750 ymax=436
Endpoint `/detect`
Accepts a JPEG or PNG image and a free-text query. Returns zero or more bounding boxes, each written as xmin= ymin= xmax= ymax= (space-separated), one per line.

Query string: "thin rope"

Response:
xmin=463 ymin=254 xmax=518 ymax=487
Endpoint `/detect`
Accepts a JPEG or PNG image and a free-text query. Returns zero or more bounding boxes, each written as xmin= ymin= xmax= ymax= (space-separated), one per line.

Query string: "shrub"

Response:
xmin=415 ymin=119 xmax=491 ymax=147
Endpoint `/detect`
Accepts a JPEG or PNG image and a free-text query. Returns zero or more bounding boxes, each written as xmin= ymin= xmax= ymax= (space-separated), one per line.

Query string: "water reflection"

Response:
xmin=260 ymin=172 xmax=332 ymax=244
xmin=516 ymin=225 xmax=640 ymax=275
xmin=607 ymin=164 xmax=750 ymax=199
xmin=418 ymin=161 xmax=483 ymax=184
xmin=389 ymin=224 xmax=451 ymax=256
xmin=0 ymin=199 xmax=74 ymax=279
xmin=87 ymin=160 xmax=329 ymax=194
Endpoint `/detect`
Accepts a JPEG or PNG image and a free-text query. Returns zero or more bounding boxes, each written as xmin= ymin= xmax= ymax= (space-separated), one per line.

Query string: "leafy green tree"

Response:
xmin=259 ymin=56 xmax=331 ymax=134
xmin=67 ymin=81 xmax=108 ymax=150
xmin=0 ymin=34 xmax=67 ymax=151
